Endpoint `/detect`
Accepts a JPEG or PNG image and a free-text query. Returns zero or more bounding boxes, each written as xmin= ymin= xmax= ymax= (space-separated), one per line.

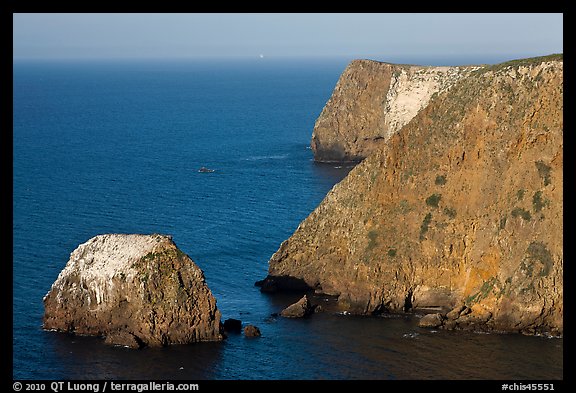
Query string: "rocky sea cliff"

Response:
xmin=311 ymin=60 xmax=481 ymax=162
xmin=261 ymin=54 xmax=563 ymax=335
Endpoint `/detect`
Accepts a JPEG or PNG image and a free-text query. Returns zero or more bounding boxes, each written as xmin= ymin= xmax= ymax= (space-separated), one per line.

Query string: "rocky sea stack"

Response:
xmin=43 ymin=234 xmax=223 ymax=348
xmin=263 ymin=55 xmax=563 ymax=336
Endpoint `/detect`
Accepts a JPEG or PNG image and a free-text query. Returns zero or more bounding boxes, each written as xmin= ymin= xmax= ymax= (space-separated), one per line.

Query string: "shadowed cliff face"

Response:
xmin=43 ymin=234 xmax=223 ymax=347
xmin=266 ymin=55 xmax=563 ymax=335
xmin=311 ymin=59 xmax=480 ymax=163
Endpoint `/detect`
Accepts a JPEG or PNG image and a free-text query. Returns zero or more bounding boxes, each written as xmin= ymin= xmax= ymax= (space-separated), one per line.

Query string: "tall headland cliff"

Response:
xmin=262 ymin=55 xmax=563 ymax=335
xmin=311 ymin=60 xmax=481 ymax=163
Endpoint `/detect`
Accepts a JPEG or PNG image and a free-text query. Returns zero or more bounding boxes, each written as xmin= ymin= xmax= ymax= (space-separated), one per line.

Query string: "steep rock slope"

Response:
xmin=311 ymin=59 xmax=480 ymax=162
xmin=43 ymin=234 xmax=223 ymax=347
xmin=264 ymin=55 xmax=563 ymax=335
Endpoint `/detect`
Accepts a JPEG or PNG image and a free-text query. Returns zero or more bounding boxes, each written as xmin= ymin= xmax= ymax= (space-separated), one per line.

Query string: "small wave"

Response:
xmin=402 ymin=332 xmax=420 ymax=339
xmin=244 ymin=154 xmax=288 ymax=161
xmin=534 ymin=332 xmax=561 ymax=339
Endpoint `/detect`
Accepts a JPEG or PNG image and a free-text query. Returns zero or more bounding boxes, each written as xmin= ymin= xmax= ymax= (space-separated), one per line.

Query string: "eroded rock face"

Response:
xmin=43 ymin=234 xmax=223 ymax=347
xmin=265 ymin=55 xmax=564 ymax=335
xmin=311 ymin=59 xmax=480 ymax=163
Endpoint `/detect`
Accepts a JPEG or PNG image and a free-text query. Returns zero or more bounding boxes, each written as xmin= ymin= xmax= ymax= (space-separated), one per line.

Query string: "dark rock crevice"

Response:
xmin=255 ymin=275 xmax=313 ymax=293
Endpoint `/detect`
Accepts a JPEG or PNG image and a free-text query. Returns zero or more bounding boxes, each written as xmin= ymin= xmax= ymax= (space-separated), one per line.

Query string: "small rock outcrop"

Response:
xmin=418 ymin=305 xmax=494 ymax=332
xmin=223 ymin=318 xmax=243 ymax=333
xmin=280 ymin=295 xmax=315 ymax=318
xmin=244 ymin=325 xmax=261 ymax=337
xmin=446 ymin=303 xmax=470 ymax=321
xmin=418 ymin=313 xmax=444 ymax=328
xmin=43 ymin=234 xmax=223 ymax=347
xmin=311 ymin=59 xmax=480 ymax=163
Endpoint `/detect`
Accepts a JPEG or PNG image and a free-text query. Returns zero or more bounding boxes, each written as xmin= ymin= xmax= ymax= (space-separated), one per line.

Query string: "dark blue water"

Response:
xmin=13 ymin=58 xmax=562 ymax=380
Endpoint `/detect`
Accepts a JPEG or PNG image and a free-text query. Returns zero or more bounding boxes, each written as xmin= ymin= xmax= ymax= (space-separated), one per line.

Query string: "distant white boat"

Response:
xmin=198 ymin=167 xmax=215 ymax=173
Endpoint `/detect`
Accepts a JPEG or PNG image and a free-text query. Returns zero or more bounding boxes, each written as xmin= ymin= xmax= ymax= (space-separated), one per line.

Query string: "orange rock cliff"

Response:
xmin=262 ymin=54 xmax=563 ymax=335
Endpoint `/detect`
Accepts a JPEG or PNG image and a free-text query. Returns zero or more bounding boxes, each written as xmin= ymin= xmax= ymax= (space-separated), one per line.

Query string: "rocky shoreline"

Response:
xmin=260 ymin=54 xmax=563 ymax=337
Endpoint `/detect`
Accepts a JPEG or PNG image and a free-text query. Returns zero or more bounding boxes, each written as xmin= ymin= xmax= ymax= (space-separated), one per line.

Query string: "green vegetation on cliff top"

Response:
xmin=478 ymin=53 xmax=562 ymax=73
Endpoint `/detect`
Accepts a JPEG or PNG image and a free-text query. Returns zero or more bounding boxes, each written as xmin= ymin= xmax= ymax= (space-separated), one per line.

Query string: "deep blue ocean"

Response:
xmin=13 ymin=58 xmax=562 ymax=380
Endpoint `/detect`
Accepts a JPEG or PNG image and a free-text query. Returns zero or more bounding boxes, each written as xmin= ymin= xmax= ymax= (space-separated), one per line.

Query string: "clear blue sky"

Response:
xmin=13 ymin=13 xmax=563 ymax=62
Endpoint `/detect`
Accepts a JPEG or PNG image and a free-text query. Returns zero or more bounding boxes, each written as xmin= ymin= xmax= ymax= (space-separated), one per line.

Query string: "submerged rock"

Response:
xmin=43 ymin=234 xmax=223 ymax=347
xmin=198 ymin=166 xmax=215 ymax=173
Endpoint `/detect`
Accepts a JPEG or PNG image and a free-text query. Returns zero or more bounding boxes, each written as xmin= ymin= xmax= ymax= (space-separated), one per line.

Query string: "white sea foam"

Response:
xmin=245 ymin=154 xmax=288 ymax=161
